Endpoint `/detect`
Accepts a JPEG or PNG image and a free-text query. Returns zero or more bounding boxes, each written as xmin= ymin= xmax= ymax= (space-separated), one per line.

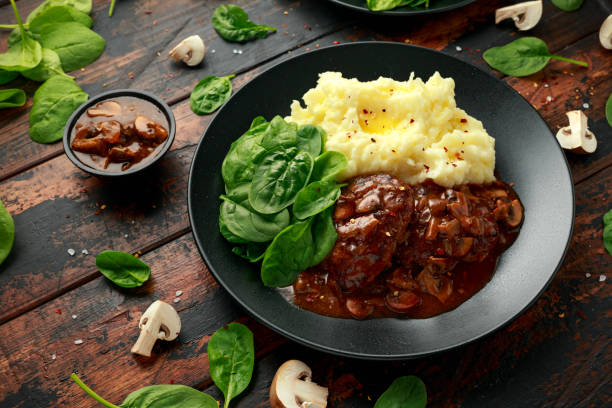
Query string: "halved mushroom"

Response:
xmin=131 ymin=300 xmax=181 ymax=357
xmin=87 ymin=100 xmax=121 ymax=117
xmin=495 ymin=1 xmax=542 ymax=31
xmin=555 ymin=110 xmax=597 ymax=154
xmin=270 ymin=360 xmax=328 ymax=408
xmin=133 ymin=115 xmax=169 ymax=144
xmin=346 ymin=298 xmax=374 ymax=319
xmin=417 ymin=263 xmax=453 ymax=304
xmin=169 ymin=35 xmax=205 ymax=66
xmin=385 ymin=290 xmax=421 ymax=312
xmin=600 ymin=14 xmax=612 ymax=49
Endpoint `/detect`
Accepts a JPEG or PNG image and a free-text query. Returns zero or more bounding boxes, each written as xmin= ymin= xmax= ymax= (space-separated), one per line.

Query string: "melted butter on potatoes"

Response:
xmin=286 ymin=72 xmax=495 ymax=188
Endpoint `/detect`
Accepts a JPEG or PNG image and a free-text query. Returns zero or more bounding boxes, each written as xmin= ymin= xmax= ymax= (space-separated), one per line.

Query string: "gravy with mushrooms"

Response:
xmin=291 ymin=174 xmax=523 ymax=319
xmin=70 ymin=96 xmax=169 ymax=172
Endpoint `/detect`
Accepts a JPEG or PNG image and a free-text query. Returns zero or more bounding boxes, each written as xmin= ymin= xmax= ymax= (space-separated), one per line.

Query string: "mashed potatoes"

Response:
xmin=286 ymin=72 xmax=495 ymax=187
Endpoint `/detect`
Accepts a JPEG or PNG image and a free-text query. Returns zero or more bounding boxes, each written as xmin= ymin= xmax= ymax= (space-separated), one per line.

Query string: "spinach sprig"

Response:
xmin=606 ymin=93 xmax=612 ymax=129
xmin=375 ymin=376 xmax=427 ymax=408
xmin=212 ymin=5 xmax=276 ymax=43
xmin=219 ymin=116 xmax=346 ymax=287
xmin=367 ymin=0 xmax=430 ymax=12
xmin=0 ymin=199 xmax=15 ymax=266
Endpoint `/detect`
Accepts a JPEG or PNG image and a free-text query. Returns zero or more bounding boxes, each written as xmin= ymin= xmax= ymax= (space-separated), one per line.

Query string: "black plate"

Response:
xmin=328 ymin=0 xmax=475 ymax=15
xmin=188 ymin=42 xmax=574 ymax=359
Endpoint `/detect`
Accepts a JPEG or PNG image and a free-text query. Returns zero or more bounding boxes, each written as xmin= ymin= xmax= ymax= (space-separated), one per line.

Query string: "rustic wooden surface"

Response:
xmin=0 ymin=0 xmax=610 ymax=407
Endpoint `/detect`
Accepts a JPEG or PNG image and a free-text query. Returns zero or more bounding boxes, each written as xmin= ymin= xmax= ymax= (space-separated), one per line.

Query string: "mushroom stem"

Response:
xmin=294 ymin=379 xmax=329 ymax=408
xmin=600 ymin=14 xmax=612 ymax=49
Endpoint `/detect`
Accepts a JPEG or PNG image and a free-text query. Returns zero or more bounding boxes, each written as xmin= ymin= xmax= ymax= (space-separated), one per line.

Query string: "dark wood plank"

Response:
xmin=1 ymin=163 xmax=610 ymax=406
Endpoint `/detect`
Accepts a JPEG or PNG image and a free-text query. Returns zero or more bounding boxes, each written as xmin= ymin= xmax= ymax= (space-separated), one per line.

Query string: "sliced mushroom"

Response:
xmin=87 ymin=100 xmax=121 ymax=117
xmin=169 ymin=35 xmax=205 ymax=66
xmin=495 ymin=1 xmax=542 ymax=31
xmin=270 ymin=360 xmax=328 ymax=408
xmin=346 ymin=298 xmax=374 ymax=319
xmin=555 ymin=110 xmax=597 ymax=154
xmin=385 ymin=290 xmax=421 ymax=312
xmin=131 ymin=300 xmax=181 ymax=357
xmin=506 ymin=200 xmax=523 ymax=228
xmin=600 ymin=14 xmax=612 ymax=49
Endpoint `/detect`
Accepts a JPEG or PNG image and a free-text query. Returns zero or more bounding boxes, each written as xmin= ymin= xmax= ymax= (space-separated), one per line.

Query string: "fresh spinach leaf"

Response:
xmin=109 ymin=0 xmax=118 ymax=17
xmin=29 ymin=5 xmax=93 ymax=34
xmin=311 ymin=151 xmax=348 ymax=181
xmin=212 ymin=4 xmax=276 ymax=43
xmin=22 ymin=48 xmax=66 ymax=82
xmin=0 ymin=199 xmax=15 ymax=266
xmin=220 ymin=197 xmax=290 ymax=243
xmin=232 ymin=242 xmax=267 ymax=262
xmin=0 ymin=70 xmax=19 ymax=85
xmin=604 ymin=209 xmax=612 ymax=256
xmin=604 ymin=209 xmax=612 ymax=228
xmin=208 ymin=322 xmax=255 ymax=408
xmin=606 ymin=93 xmax=612 ymax=129
xmin=190 ymin=75 xmax=235 ymax=115
xmin=551 ymin=0 xmax=583 ymax=11
xmin=293 ymin=179 xmax=342 ymax=220
xmin=0 ymin=89 xmax=26 ymax=109
xmin=71 ymin=373 xmax=218 ymax=408
xmin=95 ymin=250 xmax=151 ymax=288
xmin=296 ymin=124 xmax=325 ymax=157
xmin=29 ymin=75 xmax=88 ymax=143
xmin=261 ymin=219 xmax=315 ymax=287
xmin=261 ymin=116 xmax=299 ymax=151
xmin=374 ymin=376 xmax=427 ymax=408
xmin=222 ymin=124 xmax=268 ymax=192
xmin=249 ymin=147 xmax=314 ymax=214
xmin=27 ymin=0 xmax=92 ymax=23
xmin=219 ymin=211 xmax=249 ymax=244
xmin=310 ymin=207 xmax=337 ymax=267
xmin=483 ymin=37 xmax=587 ymax=77
xmin=0 ymin=1 xmax=42 ymax=72
xmin=367 ymin=0 xmax=416 ymax=11
xmin=39 ymin=22 xmax=105 ymax=71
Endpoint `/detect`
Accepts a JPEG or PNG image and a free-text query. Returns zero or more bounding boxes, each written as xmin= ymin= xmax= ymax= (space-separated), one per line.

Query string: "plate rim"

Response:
xmin=327 ymin=0 xmax=476 ymax=16
xmin=187 ymin=41 xmax=575 ymax=360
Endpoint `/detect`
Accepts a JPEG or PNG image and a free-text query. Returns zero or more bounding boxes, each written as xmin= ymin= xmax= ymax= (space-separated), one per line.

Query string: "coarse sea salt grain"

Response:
xmin=67 ymin=248 xmax=76 ymax=256
xmin=72 ymin=314 xmax=77 ymax=319
xmin=599 ymin=275 xmax=606 ymax=282
xmin=456 ymin=46 xmax=462 ymax=51
xmin=81 ymin=249 xmax=88 ymax=255
xmin=175 ymin=290 xmax=183 ymax=297
xmin=51 ymin=354 xmax=56 ymax=360
xmin=74 ymin=339 xmax=83 ymax=345
xmin=583 ymin=103 xmax=590 ymax=109
xmin=585 ymin=273 xmax=591 ymax=278
xmin=173 ymin=298 xmax=180 ymax=303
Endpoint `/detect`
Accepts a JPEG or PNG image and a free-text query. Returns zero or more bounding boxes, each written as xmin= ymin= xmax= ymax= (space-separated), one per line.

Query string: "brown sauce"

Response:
xmin=70 ymin=96 xmax=169 ymax=172
xmin=291 ymin=174 xmax=523 ymax=319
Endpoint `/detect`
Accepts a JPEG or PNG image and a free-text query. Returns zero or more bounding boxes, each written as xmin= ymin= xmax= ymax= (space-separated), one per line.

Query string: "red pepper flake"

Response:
xmin=455 ymin=153 xmax=464 ymax=161
xmin=370 ymin=138 xmax=376 ymax=143
xmin=423 ymin=164 xmax=430 ymax=173
xmin=509 ymin=182 xmax=515 ymax=187
xmin=365 ymin=119 xmax=369 ymax=125
xmin=153 ymin=20 xmax=157 ymax=25
xmin=462 ymin=141 xmax=465 ymax=144
xmin=422 ymin=147 xmax=425 ymax=151
xmin=452 ymin=163 xmax=457 ymax=167
xmin=436 ymin=248 xmax=444 ymax=255
xmin=389 ymin=210 xmax=396 ymax=217
xmin=476 ymin=48 xmax=481 ymax=52
xmin=391 ymin=149 xmax=396 ymax=153
xmin=460 ymin=118 xmax=467 ymax=123
xmin=55 ymin=309 xmax=62 ymax=314
xmin=317 ymin=187 xmax=321 ymax=193
xmin=128 ymin=72 xmax=134 ymax=80
xmin=410 ymin=118 xmax=414 ymax=123
xmin=577 ymin=310 xmax=587 ymax=320
xmin=282 ymin=23 xmax=287 ymax=28
xmin=333 ymin=40 xmax=340 ymax=45
xmin=145 ymin=10 xmax=152 ymax=14
xmin=382 ymin=108 xmax=386 ymax=112
xmin=464 ymin=130 xmax=468 ymax=133
xmin=304 ymin=24 xmax=311 ymax=30
xmin=443 ymin=146 xmax=448 ymax=152
xmin=363 ymin=109 xmax=369 ymax=114
xmin=95 ymin=209 xmax=103 ymax=215
xmin=460 ymin=150 xmax=464 ymax=153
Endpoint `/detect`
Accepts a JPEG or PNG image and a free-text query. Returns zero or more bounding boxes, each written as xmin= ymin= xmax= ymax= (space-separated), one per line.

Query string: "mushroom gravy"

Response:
xmin=70 ymin=96 xmax=169 ymax=172
xmin=290 ymin=174 xmax=523 ymax=319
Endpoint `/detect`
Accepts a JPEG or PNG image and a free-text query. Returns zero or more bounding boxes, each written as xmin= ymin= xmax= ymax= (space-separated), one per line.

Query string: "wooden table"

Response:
xmin=1 ymin=0 xmax=610 ymax=406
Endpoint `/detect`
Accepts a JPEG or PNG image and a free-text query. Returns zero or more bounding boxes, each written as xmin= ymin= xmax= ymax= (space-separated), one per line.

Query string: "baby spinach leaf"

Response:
xmin=232 ymin=242 xmax=267 ymax=262
xmin=29 ymin=5 xmax=93 ymax=34
xmin=208 ymin=322 xmax=255 ymax=408
xmin=95 ymin=250 xmax=151 ymax=288
xmin=0 ymin=89 xmax=26 ymax=109
xmin=293 ymin=179 xmax=342 ymax=220
xmin=190 ymin=75 xmax=235 ymax=115
xmin=551 ymin=0 xmax=583 ymax=11
xmin=603 ymin=209 xmax=612 ymax=256
xmin=0 ymin=199 xmax=15 ymax=266
xmin=367 ymin=0 xmax=417 ymax=12
xmin=212 ymin=4 xmax=276 ymax=43
xmin=39 ymin=22 xmax=105 ymax=72
xmin=606 ymin=93 xmax=612 ymax=129
xmin=311 ymin=151 xmax=348 ymax=181
xmin=310 ymin=207 xmax=337 ymax=267
xmin=219 ymin=211 xmax=249 ymax=244
xmin=0 ymin=70 xmax=19 ymax=85
xmin=261 ymin=219 xmax=315 ymax=287
xmin=483 ymin=37 xmax=587 ymax=77
xmin=22 ymin=48 xmax=66 ymax=82
xmin=374 ymin=376 xmax=427 ymax=408
xmin=604 ymin=209 xmax=612 ymax=228
xmin=249 ymin=147 xmax=314 ymax=214
xmin=0 ymin=29 xmax=42 ymax=72
xmin=261 ymin=116 xmax=299 ymax=151
xmin=27 ymin=0 xmax=92 ymax=23
xmin=222 ymin=126 xmax=268 ymax=192
xmin=220 ymin=197 xmax=290 ymax=243
xmin=71 ymin=373 xmax=218 ymax=408
xmin=296 ymin=124 xmax=325 ymax=157
xmin=29 ymin=76 xmax=88 ymax=143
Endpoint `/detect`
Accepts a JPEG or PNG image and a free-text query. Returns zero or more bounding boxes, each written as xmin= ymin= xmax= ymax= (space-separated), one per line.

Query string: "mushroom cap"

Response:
xmin=169 ymin=35 xmax=205 ymax=66
xmin=600 ymin=14 xmax=612 ymax=49
xmin=270 ymin=360 xmax=328 ymax=408
xmin=87 ymin=100 xmax=121 ymax=117
xmin=139 ymin=300 xmax=181 ymax=340
xmin=495 ymin=1 xmax=542 ymax=31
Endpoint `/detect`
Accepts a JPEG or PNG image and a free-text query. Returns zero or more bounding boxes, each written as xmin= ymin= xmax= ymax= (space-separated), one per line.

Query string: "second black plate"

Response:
xmin=328 ymin=0 xmax=475 ymax=15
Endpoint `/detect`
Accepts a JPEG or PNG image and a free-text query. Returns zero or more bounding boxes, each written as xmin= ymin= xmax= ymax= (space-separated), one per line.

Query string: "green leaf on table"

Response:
xmin=606 ymin=93 xmax=612 ymax=129
xmin=483 ymin=37 xmax=587 ymax=77
xmin=190 ymin=75 xmax=235 ymax=115
xmin=0 ymin=89 xmax=26 ymax=109
xmin=95 ymin=250 xmax=151 ymax=288
xmin=310 ymin=207 xmax=337 ymax=267
xmin=27 ymin=0 xmax=93 ymax=23
xmin=551 ymin=0 xmax=583 ymax=12
xmin=39 ymin=22 xmax=105 ymax=72
xmin=603 ymin=209 xmax=612 ymax=256
xmin=261 ymin=219 xmax=315 ymax=287
xmin=29 ymin=76 xmax=88 ymax=143
xmin=29 ymin=5 xmax=93 ymax=34
xmin=293 ymin=179 xmax=342 ymax=220
xmin=374 ymin=376 xmax=427 ymax=408
xmin=0 ymin=199 xmax=15 ymax=266
xmin=208 ymin=322 xmax=255 ymax=408
xmin=22 ymin=48 xmax=66 ymax=82
xmin=0 ymin=70 xmax=19 ymax=85
xmin=220 ymin=197 xmax=290 ymax=243
xmin=0 ymin=30 xmax=42 ymax=72
xmin=311 ymin=151 xmax=348 ymax=181
xmin=212 ymin=4 xmax=276 ymax=43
